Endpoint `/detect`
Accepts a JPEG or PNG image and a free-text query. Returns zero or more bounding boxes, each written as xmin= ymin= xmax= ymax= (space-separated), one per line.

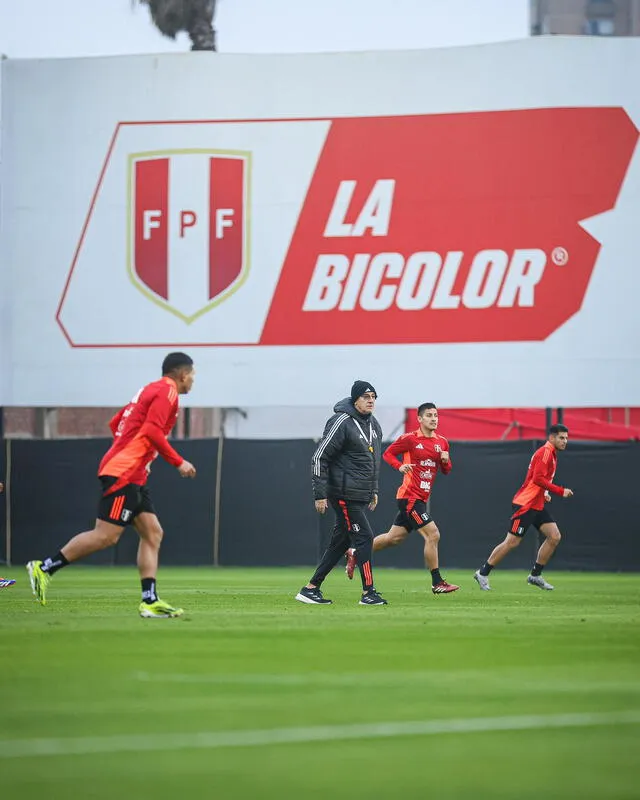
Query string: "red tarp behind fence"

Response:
xmin=404 ymin=408 xmax=640 ymax=441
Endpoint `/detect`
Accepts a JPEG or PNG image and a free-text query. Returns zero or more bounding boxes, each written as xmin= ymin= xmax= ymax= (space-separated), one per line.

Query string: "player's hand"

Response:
xmin=544 ymin=491 xmax=551 ymax=503
xmin=315 ymin=499 xmax=328 ymax=514
xmin=399 ymin=463 xmax=413 ymax=474
xmin=440 ymin=451 xmax=450 ymax=464
xmin=563 ymin=488 xmax=574 ymax=498
xmin=368 ymin=493 xmax=378 ymax=511
xmin=0 ymin=482 xmax=3 ymax=493
xmin=178 ymin=460 xmax=196 ymax=478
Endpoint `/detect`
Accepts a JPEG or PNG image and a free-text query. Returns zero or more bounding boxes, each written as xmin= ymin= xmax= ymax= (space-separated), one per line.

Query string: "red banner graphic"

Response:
xmin=262 ymin=108 xmax=638 ymax=344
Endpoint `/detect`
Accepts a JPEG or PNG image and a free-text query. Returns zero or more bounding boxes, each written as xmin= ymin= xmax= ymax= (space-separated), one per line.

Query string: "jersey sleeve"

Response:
xmin=108 ymin=407 xmax=125 ymax=437
xmin=531 ymin=450 xmax=564 ymax=495
xmin=439 ymin=437 xmax=452 ymax=474
xmin=138 ymin=389 xmax=183 ymax=468
xmin=383 ymin=434 xmax=412 ymax=469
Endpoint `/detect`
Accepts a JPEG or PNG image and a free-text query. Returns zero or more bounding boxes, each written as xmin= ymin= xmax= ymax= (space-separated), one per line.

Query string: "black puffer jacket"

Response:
xmin=311 ymin=398 xmax=383 ymax=503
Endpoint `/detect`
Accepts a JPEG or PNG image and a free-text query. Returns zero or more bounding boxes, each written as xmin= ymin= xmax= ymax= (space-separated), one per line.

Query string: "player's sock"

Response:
xmin=530 ymin=562 xmax=544 ymax=576
xmin=40 ymin=552 xmax=69 ymax=576
xmin=479 ymin=562 xmax=494 ymax=576
xmin=430 ymin=568 xmax=443 ymax=586
xmin=141 ymin=577 xmax=159 ymax=604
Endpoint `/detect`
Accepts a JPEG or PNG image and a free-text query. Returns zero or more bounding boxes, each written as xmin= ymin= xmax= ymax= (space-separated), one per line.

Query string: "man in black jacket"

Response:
xmin=295 ymin=381 xmax=387 ymax=606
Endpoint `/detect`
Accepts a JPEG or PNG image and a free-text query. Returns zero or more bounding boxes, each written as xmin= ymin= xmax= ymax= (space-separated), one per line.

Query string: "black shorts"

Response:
xmin=97 ymin=476 xmax=156 ymax=527
xmin=509 ymin=504 xmax=555 ymax=537
xmin=394 ymin=498 xmax=433 ymax=531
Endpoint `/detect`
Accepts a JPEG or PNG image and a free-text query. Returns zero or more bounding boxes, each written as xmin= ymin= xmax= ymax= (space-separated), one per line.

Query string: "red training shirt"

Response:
xmin=383 ymin=429 xmax=451 ymax=502
xmin=512 ymin=441 xmax=564 ymax=512
xmin=98 ymin=377 xmax=183 ymax=493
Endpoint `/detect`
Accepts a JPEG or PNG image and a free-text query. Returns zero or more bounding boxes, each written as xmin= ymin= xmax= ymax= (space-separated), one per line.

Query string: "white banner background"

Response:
xmin=1 ymin=37 xmax=639 ymax=407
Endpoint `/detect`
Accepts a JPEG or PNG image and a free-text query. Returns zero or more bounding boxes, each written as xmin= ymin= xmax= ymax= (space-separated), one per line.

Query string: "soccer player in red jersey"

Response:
xmin=26 ymin=353 xmax=197 ymax=617
xmin=347 ymin=403 xmax=459 ymax=594
xmin=474 ymin=424 xmax=574 ymax=591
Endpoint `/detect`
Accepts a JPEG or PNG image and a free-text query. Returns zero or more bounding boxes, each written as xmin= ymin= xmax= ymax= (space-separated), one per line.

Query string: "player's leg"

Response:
xmin=527 ymin=517 xmax=561 ymax=590
xmin=366 ymin=499 xmax=411 ymax=567
xmin=57 ymin=519 xmax=125 ymax=562
xmin=26 ymin=478 xmax=134 ymax=606
xmin=474 ymin=517 xmax=528 ymax=590
xmin=417 ymin=520 xmax=460 ymax=594
xmin=134 ymin=501 xmax=184 ymax=617
xmin=296 ymin=502 xmax=350 ymax=604
xmin=27 ymin=518 xmax=125 ymax=606
xmin=373 ymin=525 xmax=410 ymax=551
xmin=474 ymin=506 xmax=532 ymax=589
xmin=477 ymin=532 xmax=523 ymax=569
xmin=134 ymin=485 xmax=162 ymax=589
xmin=60 ymin=481 xmax=134 ymax=561
xmin=135 ymin=512 xmax=163 ymax=584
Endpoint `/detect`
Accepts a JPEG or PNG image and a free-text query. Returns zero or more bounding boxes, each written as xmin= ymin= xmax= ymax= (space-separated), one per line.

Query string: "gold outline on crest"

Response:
xmin=126 ymin=148 xmax=252 ymax=324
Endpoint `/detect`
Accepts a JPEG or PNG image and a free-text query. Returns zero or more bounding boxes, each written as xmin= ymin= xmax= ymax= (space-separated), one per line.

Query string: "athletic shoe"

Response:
xmin=359 ymin=589 xmax=387 ymax=605
xmin=473 ymin=570 xmax=491 ymax=591
xmin=527 ymin=574 xmax=554 ymax=591
xmin=0 ymin=577 xmax=16 ymax=588
xmin=139 ymin=599 xmax=184 ymax=618
xmin=432 ymin=580 xmax=460 ymax=594
xmin=295 ymin=586 xmax=332 ymax=604
xmin=345 ymin=548 xmax=357 ymax=580
xmin=26 ymin=560 xmax=50 ymax=605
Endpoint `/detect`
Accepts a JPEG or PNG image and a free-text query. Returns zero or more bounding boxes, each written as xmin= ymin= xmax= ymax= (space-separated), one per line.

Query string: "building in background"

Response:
xmin=530 ymin=0 xmax=640 ymax=35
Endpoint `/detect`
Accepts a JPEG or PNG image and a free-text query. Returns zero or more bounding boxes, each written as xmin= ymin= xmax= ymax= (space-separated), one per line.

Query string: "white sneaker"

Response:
xmin=473 ymin=570 xmax=491 ymax=591
xmin=527 ymin=574 xmax=554 ymax=590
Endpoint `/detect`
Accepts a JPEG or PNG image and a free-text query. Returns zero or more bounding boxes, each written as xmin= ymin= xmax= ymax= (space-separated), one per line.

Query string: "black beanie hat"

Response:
xmin=350 ymin=380 xmax=377 ymax=402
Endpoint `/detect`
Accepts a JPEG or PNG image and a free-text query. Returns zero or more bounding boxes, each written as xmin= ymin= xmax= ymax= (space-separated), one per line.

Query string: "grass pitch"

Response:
xmin=1 ymin=567 xmax=639 ymax=799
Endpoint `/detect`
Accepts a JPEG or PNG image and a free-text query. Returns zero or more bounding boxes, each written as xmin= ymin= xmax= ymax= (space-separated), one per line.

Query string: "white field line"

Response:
xmin=1 ymin=711 xmax=639 ymax=760
xmin=133 ymin=670 xmax=640 ymax=691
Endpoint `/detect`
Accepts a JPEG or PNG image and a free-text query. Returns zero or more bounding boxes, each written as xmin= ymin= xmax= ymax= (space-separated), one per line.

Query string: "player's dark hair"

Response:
xmin=549 ymin=423 xmax=569 ymax=435
xmin=162 ymin=352 xmax=194 ymax=376
xmin=418 ymin=402 xmax=437 ymax=415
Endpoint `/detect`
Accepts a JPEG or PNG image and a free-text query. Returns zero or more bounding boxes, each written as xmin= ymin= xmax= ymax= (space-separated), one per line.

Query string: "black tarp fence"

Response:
xmin=2 ymin=438 xmax=639 ymax=571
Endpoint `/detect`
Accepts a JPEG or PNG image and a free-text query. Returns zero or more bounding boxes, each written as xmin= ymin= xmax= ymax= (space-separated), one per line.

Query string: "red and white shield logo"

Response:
xmin=127 ymin=149 xmax=250 ymax=323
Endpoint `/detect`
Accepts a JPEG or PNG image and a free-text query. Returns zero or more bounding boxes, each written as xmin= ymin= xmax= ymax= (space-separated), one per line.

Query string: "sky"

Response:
xmin=0 ymin=0 xmax=530 ymax=59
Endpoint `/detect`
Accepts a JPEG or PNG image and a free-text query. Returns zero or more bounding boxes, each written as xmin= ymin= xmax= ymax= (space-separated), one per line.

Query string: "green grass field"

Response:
xmin=1 ymin=567 xmax=639 ymax=799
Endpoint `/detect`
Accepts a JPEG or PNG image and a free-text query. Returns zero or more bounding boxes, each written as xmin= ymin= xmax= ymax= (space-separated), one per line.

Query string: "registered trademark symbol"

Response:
xmin=551 ymin=247 xmax=569 ymax=266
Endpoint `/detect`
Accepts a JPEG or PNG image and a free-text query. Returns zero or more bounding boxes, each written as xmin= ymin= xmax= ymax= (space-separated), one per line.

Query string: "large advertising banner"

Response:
xmin=1 ymin=38 xmax=639 ymax=407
